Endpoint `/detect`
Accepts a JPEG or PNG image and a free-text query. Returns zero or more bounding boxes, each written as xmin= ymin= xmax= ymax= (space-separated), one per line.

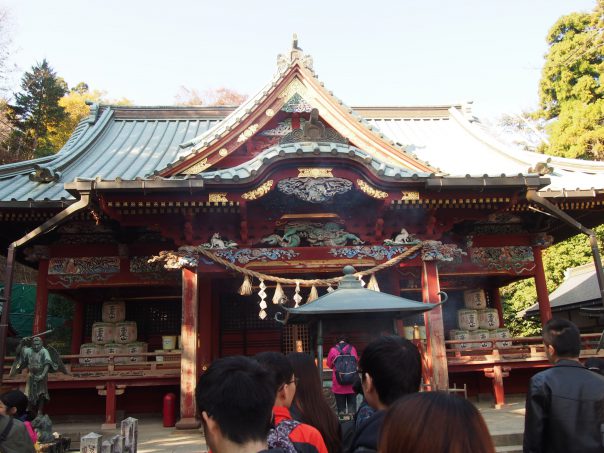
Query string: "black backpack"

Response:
xmin=334 ymin=343 xmax=357 ymax=385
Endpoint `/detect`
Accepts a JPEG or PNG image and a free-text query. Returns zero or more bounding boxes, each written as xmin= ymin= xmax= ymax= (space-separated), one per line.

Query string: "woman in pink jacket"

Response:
xmin=326 ymin=337 xmax=358 ymax=415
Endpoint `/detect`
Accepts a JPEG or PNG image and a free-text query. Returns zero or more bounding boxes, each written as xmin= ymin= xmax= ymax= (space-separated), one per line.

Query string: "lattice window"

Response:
xmin=282 ymin=324 xmax=310 ymax=354
xmin=220 ymin=296 xmax=281 ymax=331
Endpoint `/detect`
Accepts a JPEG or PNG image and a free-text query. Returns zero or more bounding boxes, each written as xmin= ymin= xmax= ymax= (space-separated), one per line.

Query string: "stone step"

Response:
xmin=491 ymin=433 xmax=523 ymax=446
xmin=495 ymin=446 xmax=522 ymax=453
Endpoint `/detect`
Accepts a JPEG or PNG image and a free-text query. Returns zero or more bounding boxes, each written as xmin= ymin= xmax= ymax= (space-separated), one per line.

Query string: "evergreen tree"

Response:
xmin=5 ymin=59 xmax=67 ymax=160
xmin=537 ymin=1 xmax=604 ymax=160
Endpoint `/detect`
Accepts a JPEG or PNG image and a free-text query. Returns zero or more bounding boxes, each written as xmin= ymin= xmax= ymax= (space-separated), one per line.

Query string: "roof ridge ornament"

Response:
xmin=277 ymin=33 xmax=314 ymax=72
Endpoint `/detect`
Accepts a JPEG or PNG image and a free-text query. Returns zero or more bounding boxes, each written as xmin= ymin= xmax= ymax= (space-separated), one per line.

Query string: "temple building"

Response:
xmin=1 ymin=40 xmax=604 ymax=427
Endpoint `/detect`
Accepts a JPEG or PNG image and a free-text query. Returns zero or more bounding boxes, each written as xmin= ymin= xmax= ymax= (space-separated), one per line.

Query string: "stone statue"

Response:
xmin=10 ymin=335 xmax=67 ymax=415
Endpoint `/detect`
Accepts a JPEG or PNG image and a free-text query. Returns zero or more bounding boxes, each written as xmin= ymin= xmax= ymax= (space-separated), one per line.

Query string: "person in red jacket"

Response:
xmin=256 ymin=352 xmax=328 ymax=453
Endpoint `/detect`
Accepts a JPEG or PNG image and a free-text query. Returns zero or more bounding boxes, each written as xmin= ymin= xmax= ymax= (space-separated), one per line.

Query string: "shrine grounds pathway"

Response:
xmin=53 ymin=396 xmax=526 ymax=453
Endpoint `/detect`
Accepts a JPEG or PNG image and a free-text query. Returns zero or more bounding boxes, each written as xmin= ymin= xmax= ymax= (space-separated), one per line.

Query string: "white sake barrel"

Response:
xmin=403 ymin=327 xmax=415 ymax=340
xmin=458 ymin=309 xmax=479 ymax=331
xmin=92 ymin=322 xmax=116 ymax=345
xmin=449 ymin=329 xmax=470 ymax=350
xmin=102 ymin=300 xmax=126 ymax=323
xmin=464 ymin=289 xmax=487 ymax=309
xmin=470 ymin=329 xmax=492 ymax=349
xmin=104 ymin=343 xmax=127 ymax=364
xmin=162 ymin=336 xmax=177 ymax=350
xmin=125 ymin=342 xmax=148 ymax=363
xmin=490 ymin=328 xmax=512 ymax=348
xmin=114 ymin=322 xmax=137 ymax=344
xmin=80 ymin=343 xmax=101 ymax=365
xmin=155 ymin=349 xmax=165 ymax=362
xmin=478 ymin=308 xmax=500 ymax=330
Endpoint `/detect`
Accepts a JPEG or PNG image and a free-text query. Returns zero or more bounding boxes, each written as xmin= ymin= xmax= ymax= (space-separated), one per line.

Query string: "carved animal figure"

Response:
xmin=395 ymin=228 xmax=410 ymax=243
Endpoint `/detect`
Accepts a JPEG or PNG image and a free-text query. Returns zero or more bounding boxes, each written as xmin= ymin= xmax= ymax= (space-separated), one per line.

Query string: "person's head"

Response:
xmin=287 ymin=353 xmax=341 ymax=453
xmin=255 ymin=351 xmax=297 ymax=407
xmin=32 ymin=337 xmax=43 ymax=352
xmin=542 ymin=318 xmax=581 ymax=362
xmin=379 ymin=392 xmax=495 ymax=453
xmin=195 ymin=356 xmax=275 ymax=453
xmin=0 ymin=390 xmax=28 ymax=418
xmin=358 ymin=336 xmax=421 ymax=410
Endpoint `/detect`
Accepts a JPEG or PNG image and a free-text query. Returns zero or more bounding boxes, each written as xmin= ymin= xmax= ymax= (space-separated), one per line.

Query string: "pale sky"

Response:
xmin=2 ymin=0 xmax=597 ymax=118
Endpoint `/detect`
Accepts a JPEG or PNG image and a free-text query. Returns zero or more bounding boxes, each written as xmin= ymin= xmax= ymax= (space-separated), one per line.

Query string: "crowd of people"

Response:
xmin=1 ymin=319 xmax=603 ymax=453
xmin=195 ymin=319 xmax=604 ymax=453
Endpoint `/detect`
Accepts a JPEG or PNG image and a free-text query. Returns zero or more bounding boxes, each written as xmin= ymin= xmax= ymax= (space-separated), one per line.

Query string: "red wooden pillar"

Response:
xmin=421 ymin=261 xmax=449 ymax=391
xmin=176 ymin=267 xmax=201 ymax=429
xmin=199 ymin=277 xmax=213 ymax=371
xmin=533 ymin=247 xmax=552 ymax=326
xmin=102 ymin=381 xmax=117 ymax=429
xmin=33 ymin=259 xmax=49 ymax=335
xmin=490 ymin=288 xmax=504 ymax=327
xmin=70 ymin=300 xmax=84 ymax=355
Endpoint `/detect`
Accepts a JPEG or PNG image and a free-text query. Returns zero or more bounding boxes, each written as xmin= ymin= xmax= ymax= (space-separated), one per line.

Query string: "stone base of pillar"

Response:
xmin=175 ymin=417 xmax=201 ymax=430
xmin=101 ymin=422 xmax=117 ymax=430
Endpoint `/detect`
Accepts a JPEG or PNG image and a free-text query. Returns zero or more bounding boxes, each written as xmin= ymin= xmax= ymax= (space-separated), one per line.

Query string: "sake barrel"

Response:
xmin=458 ymin=309 xmax=479 ymax=331
xmin=464 ymin=289 xmax=487 ymax=309
xmin=478 ymin=308 xmax=500 ymax=330
xmin=114 ymin=321 xmax=137 ymax=344
xmin=92 ymin=322 xmax=116 ymax=345
xmin=162 ymin=336 xmax=177 ymax=350
xmin=79 ymin=343 xmax=100 ymax=365
xmin=449 ymin=329 xmax=470 ymax=350
xmin=490 ymin=328 xmax=512 ymax=348
xmin=104 ymin=343 xmax=127 ymax=364
xmin=101 ymin=300 xmax=126 ymax=323
xmin=403 ymin=327 xmax=415 ymax=340
xmin=125 ymin=342 xmax=148 ymax=363
xmin=470 ymin=329 xmax=492 ymax=349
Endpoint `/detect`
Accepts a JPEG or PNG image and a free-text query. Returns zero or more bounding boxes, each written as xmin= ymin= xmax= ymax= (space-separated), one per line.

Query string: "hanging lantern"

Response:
xmin=368 ymin=274 xmax=380 ymax=292
xmin=293 ymin=281 xmax=302 ymax=307
xmin=306 ymin=285 xmax=318 ymax=303
xmin=272 ymin=282 xmax=285 ymax=304
xmin=239 ymin=274 xmax=253 ymax=296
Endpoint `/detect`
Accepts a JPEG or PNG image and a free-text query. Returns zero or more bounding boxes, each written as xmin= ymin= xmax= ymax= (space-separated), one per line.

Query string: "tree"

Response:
xmin=5 ymin=59 xmax=67 ymax=161
xmin=0 ymin=8 xmax=15 ymax=97
xmin=503 ymin=226 xmax=604 ymax=336
xmin=174 ymin=86 xmax=247 ymax=106
xmin=537 ymin=1 xmax=604 ymax=160
xmin=47 ymin=83 xmax=132 ymax=151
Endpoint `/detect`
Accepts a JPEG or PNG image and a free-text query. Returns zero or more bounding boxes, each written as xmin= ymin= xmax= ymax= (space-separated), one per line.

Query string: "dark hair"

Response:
xmin=380 ymin=392 xmax=495 ymax=453
xmin=287 ymin=353 xmax=341 ymax=453
xmin=255 ymin=351 xmax=294 ymax=393
xmin=195 ymin=356 xmax=275 ymax=445
xmin=543 ymin=318 xmax=581 ymax=358
xmin=358 ymin=336 xmax=421 ymax=406
xmin=0 ymin=390 xmax=28 ymax=417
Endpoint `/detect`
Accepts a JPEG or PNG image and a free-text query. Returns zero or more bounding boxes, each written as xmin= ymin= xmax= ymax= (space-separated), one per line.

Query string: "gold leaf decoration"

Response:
xmin=237 ymin=124 xmax=259 ymax=143
xmin=265 ymin=108 xmax=275 ymax=117
xmin=401 ymin=191 xmax=420 ymax=201
xmin=208 ymin=193 xmax=229 ymax=203
xmin=278 ymin=78 xmax=308 ymax=99
xmin=182 ymin=158 xmax=210 ymax=175
xmin=297 ymin=168 xmax=333 ymax=178
xmin=242 ymin=180 xmax=274 ymax=200
xmin=218 ymin=148 xmax=228 ymax=157
xmin=357 ymin=180 xmax=388 ymax=199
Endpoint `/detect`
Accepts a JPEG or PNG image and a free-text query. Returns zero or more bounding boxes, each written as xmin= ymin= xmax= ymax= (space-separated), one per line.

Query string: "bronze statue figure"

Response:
xmin=9 ymin=333 xmax=67 ymax=415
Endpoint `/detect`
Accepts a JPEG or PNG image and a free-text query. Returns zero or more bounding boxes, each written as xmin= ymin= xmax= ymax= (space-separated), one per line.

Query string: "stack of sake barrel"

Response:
xmin=79 ymin=301 xmax=147 ymax=365
xmin=449 ymin=289 xmax=511 ymax=350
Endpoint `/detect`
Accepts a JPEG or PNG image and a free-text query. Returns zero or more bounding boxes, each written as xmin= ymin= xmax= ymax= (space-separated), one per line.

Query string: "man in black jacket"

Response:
xmin=523 ymin=318 xmax=604 ymax=453
xmin=347 ymin=336 xmax=421 ymax=453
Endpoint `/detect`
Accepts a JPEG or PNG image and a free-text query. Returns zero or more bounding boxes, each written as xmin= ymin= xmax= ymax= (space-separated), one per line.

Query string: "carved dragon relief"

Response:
xmin=261 ymin=222 xmax=363 ymax=247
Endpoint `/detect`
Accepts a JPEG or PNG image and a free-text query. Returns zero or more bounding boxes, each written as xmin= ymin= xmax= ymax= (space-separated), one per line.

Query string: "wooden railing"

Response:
xmin=2 ymin=351 xmax=182 ymax=383
xmin=445 ymin=333 xmax=603 ymax=369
